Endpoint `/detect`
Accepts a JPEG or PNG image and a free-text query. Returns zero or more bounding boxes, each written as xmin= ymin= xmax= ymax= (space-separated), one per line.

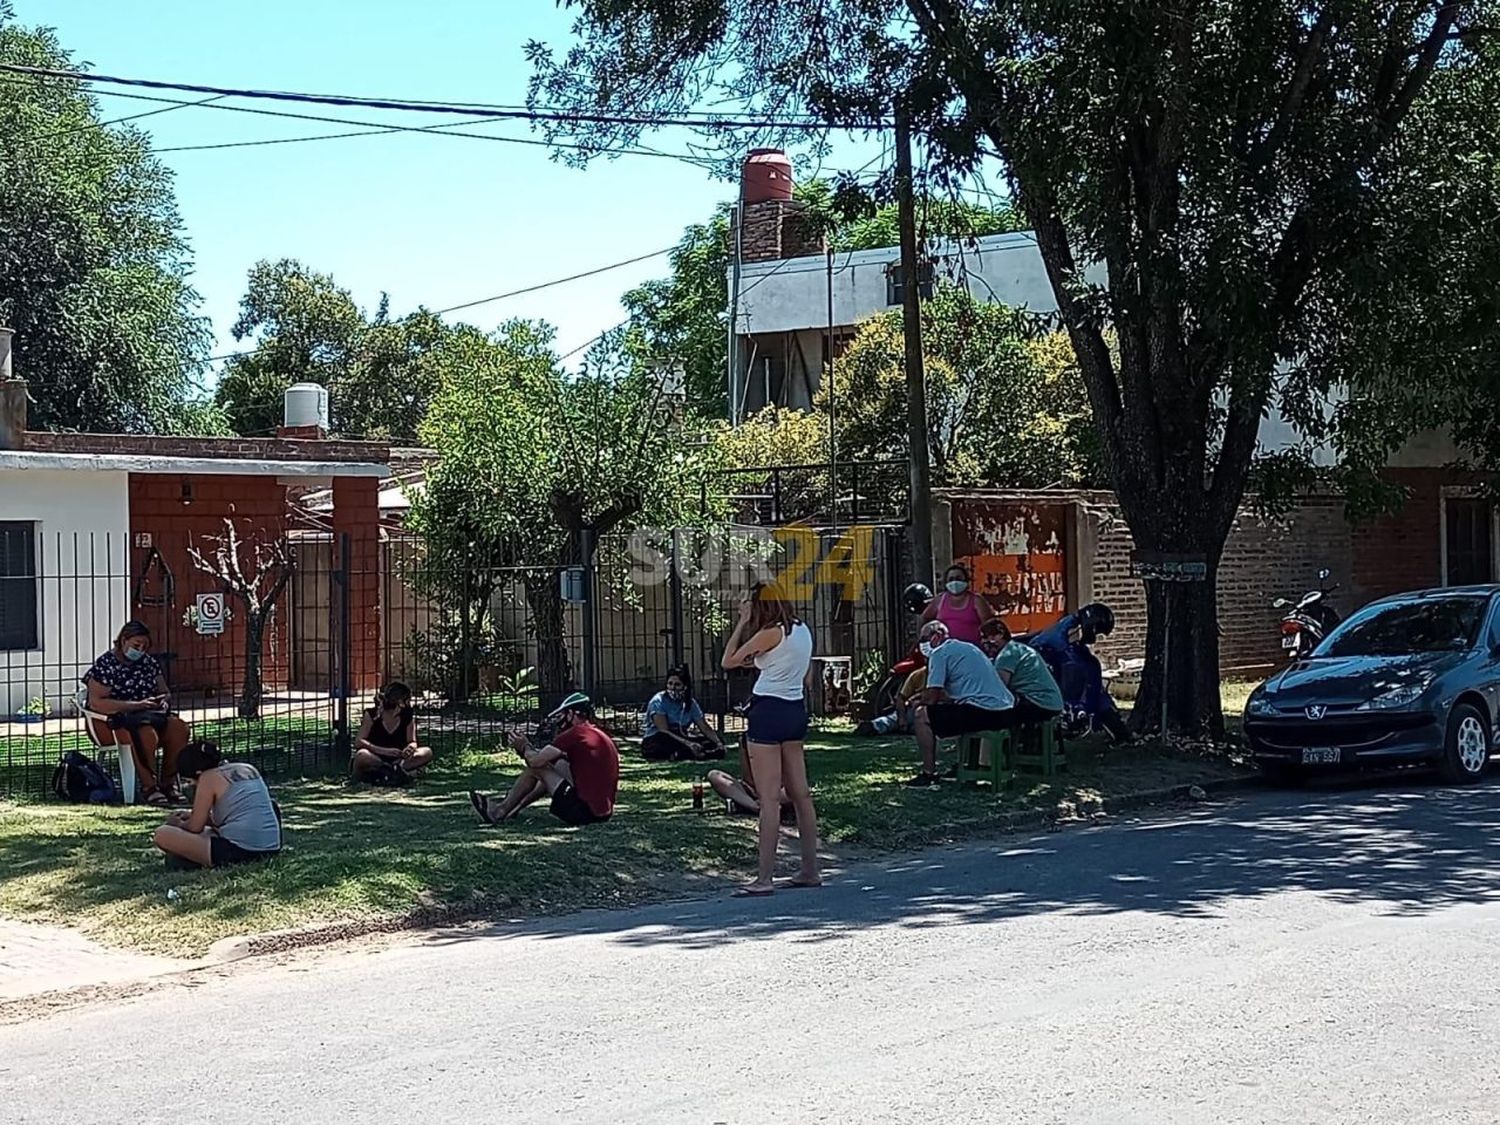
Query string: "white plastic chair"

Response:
xmin=74 ymin=686 xmax=138 ymax=805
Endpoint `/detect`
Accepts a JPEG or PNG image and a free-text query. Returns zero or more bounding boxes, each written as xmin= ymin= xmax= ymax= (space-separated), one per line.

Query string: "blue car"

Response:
xmin=1244 ymin=586 xmax=1500 ymax=785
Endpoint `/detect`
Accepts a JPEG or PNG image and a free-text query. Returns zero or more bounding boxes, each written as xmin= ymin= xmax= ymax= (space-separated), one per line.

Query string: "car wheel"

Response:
xmin=1256 ymin=761 xmax=1305 ymax=788
xmin=1439 ymin=703 xmax=1491 ymax=785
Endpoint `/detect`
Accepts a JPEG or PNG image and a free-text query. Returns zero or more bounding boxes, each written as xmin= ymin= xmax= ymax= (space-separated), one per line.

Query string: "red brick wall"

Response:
xmin=127 ymin=475 xmax=291 ymax=698
xmin=1350 ymin=468 xmax=1450 ymax=606
xmin=333 ymin=476 xmax=383 ymax=697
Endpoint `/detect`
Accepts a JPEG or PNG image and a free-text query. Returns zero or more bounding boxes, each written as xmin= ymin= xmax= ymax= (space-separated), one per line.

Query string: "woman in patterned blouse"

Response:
xmin=84 ymin=621 xmax=193 ymax=806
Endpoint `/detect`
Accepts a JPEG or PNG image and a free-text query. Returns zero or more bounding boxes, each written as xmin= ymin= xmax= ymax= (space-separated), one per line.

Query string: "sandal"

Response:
xmin=732 ymin=884 xmax=775 ymax=898
xmin=141 ymin=788 xmax=169 ymax=807
xmin=469 ymin=790 xmax=500 ymax=826
xmin=785 ymin=878 xmax=823 ymax=890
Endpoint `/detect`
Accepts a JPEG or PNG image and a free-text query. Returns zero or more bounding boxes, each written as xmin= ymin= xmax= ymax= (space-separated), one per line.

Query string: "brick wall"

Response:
xmin=127 ymin=474 xmax=292 ymax=697
xmin=333 ymin=476 xmax=383 ymax=697
xmin=740 ymin=200 xmax=825 ymax=263
xmin=1350 ymin=468 xmax=1451 ymax=606
xmin=25 ymin=430 xmax=388 ymax=464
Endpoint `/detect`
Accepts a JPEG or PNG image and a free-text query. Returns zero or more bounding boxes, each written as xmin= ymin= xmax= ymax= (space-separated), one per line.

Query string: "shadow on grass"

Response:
xmin=0 ymin=730 xmax=1248 ymax=954
xmin=462 ymin=774 xmax=1500 ymax=953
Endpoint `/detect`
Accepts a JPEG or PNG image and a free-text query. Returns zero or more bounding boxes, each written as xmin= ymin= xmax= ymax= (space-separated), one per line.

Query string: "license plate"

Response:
xmin=1282 ymin=636 xmax=1298 ymax=650
xmin=1301 ymin=747 xmax=1340 ymax=765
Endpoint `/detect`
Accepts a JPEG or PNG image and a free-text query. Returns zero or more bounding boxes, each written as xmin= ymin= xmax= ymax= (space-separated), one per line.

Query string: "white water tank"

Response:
xmin=283 ymin=382 xmax=330 ymax=430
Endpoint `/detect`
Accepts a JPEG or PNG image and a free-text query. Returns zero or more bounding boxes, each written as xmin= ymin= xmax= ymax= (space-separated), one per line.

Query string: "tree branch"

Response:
xmin=1376 ymin=1 xmax=1464 ymax=142
xmin=1249 ymin=7 xmax=1336 ymax=170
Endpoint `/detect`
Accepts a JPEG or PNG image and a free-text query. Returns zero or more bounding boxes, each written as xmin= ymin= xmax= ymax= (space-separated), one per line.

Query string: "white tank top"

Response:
xmin=753 ymin=621 xmax=814 ymax=702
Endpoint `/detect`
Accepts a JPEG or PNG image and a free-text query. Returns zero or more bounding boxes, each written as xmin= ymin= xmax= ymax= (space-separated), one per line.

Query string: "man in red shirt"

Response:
xmin=469 ymin=693 xmax=619 ymax=827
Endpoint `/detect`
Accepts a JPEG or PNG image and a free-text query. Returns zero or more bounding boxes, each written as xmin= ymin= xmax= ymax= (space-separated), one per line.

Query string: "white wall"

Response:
xmin=734 ymin=231 xmax=1076 ymax=337
xmin=0 ymin=470 xmax=130 ymax=715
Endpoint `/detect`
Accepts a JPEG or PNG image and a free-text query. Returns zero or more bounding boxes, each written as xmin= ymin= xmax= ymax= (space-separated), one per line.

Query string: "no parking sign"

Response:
xmin=195 ymin=592 xmax=225 ymax=636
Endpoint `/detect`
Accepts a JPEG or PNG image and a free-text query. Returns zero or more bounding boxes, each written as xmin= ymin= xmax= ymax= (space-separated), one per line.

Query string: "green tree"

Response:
xmin=530 ymin=0 xmax=1495 ymax=734
xmin=409 ymin=322 xmax=713 ymax=698
xmin=0 ymin=7 xmax=213 ymax=433
xmin=217 ymin=259 xmax=451 ymax=441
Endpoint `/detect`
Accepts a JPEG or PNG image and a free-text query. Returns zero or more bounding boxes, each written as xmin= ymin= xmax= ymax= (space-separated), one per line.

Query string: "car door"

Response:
xmin=1477 ymin=595 xmax=1500 ymax=735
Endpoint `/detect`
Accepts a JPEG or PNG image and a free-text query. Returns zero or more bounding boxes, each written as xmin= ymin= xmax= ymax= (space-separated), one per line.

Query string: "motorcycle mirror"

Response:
xmin=1273 ymin=598 xmax=1290 ymax=608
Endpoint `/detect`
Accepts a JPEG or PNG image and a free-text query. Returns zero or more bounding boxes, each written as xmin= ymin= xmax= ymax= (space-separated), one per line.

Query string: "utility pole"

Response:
xmin=895 ymin=104 xmax=934 ymax=587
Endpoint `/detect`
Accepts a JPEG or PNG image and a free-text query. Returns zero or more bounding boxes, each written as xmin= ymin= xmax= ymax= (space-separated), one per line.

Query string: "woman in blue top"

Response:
xmin=641 ymin=665 xmax=725 ymax=761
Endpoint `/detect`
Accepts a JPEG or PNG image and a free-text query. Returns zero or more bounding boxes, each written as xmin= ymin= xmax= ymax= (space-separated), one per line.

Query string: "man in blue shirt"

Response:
xmin=908 ymin=620 xmax=1015 ymax=788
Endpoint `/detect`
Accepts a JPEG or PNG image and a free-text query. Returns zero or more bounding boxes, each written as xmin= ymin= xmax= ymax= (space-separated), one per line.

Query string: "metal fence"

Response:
xmin=1 ymin=519 xmax=908 ymax=800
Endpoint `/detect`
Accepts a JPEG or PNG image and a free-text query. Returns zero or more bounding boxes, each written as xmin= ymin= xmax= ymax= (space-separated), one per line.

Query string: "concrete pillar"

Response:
xmin=0 ymin=328 xmax=23 ymax=451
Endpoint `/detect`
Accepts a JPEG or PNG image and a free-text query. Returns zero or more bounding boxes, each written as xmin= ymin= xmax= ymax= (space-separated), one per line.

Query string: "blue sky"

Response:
xmin=29 ymin=0 xmax=883 ymax=372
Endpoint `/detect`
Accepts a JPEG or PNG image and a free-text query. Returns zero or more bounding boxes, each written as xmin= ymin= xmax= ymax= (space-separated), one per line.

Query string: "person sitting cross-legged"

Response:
xmin=469 ymin=693 xmax=619 ymax=827
xmin=906 ymin=620 xmax=1016 ymax=788
xmin=352 ymin=681 xmax=435 ymax=786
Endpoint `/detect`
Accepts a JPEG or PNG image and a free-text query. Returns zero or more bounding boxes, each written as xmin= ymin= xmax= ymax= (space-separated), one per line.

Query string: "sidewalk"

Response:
xmin=0 ymin=919 xmax=194 ymax=1002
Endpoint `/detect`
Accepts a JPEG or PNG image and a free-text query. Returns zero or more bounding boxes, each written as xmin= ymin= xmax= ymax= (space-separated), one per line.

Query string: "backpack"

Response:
xmin=51 ymin=750 xmax=117 ymax=804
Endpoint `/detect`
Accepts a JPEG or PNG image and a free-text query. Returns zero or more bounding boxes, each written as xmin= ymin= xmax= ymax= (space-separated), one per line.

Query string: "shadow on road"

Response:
xmin=429 ymin=779 xmax=1500 ymax=951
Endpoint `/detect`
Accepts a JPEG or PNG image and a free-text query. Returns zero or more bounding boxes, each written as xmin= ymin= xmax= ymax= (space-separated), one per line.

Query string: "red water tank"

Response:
xmin=742 ymin=148 xmax=794 ymax=204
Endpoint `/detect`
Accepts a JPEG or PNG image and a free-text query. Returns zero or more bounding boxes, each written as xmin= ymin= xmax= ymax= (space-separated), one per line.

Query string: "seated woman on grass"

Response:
xmin=152 ymin=741 xmax=282 ymax=870
xmin=641 ymin=664 xmax=725 ymax=761
xmin=706 ymin=736 xmax=793 ymax=823
xmin=352 ymin=682 xmax=434 ymax=786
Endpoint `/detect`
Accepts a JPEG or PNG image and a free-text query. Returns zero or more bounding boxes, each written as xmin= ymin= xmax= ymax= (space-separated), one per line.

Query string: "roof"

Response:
xmin=0 ymin=450 xmax=386 ymax=477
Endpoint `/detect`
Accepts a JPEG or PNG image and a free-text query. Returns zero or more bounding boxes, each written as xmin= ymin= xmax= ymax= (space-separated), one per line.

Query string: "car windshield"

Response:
xmin=1318 ymin=595 xmax=1489 ymax=658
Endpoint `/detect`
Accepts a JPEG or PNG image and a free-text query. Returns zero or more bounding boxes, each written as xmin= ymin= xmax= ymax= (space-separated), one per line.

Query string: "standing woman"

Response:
xmin=721 ymin=581 xmax=819 ymax=896
xmin=921 ymin=562 xmax=996 ymax=647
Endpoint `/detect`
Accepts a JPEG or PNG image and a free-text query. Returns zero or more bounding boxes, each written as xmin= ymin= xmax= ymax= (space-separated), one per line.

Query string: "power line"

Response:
xmin=5 ymin=81 xmax=721 ymax=169
xmin=0 ymin=63 xmax=886 ymax=131
xmin=27 ymin=93 xmax=225 ymax=145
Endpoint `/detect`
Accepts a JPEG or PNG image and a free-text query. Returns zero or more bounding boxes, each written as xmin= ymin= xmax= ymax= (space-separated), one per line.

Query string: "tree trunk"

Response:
xmin=523 ymin=574 xmax=573 ymax=710
xmin=1122 ymin=528 xmax=1228 ymax=739
xmin=240 ymin=611 xmax=266 ymax=719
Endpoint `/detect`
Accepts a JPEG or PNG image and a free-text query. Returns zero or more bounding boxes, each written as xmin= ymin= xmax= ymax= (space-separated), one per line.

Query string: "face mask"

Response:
xmin=384 ymin=695 xmax=405 ymax=711
xmin=918 ymin=641 xmax=934 ymax=659
xmin=668 ymin=685 xmax=687 ymax=701
xmin=946 ymin=580 xmax=969 ymax=596
xmin=123 ymin=647 xmax=146 ymax=663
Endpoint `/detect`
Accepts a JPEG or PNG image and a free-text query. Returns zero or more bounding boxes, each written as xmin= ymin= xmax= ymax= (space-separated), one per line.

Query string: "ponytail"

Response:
xmin=178 ymin=740 xmax=223 ymax=779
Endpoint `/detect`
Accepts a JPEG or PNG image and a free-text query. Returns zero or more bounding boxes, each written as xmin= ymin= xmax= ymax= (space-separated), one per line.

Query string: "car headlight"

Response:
xmin=1355 ymin=678 xmax=1434 ymax=711
xmin=1245 ymin=695 xmax=1276 ymax=717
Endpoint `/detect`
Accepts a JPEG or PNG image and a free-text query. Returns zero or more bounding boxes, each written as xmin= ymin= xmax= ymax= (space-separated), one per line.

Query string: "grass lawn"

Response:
xmin=0 ymin=726 xmax=1250 ymax=956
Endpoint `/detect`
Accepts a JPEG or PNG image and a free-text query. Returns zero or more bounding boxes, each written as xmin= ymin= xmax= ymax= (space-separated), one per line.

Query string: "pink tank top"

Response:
xmin=935 ymin=592 xmax=984 ymax=645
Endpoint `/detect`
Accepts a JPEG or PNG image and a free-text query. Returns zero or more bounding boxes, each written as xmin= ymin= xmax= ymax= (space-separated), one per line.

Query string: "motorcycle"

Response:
xmin=865 ymin=582 xmax=935 ymax=714
xmin=1026 ymin=604 xmax=1133 ymax=743
xmin=1274 ymin=568 xmax=1341 ymax=660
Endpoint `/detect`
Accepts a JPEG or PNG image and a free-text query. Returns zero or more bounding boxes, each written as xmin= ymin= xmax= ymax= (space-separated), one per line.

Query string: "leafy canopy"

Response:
xmin=0 ymin=6 xmax=214 ymax=433
xmin=217 ymin=259 xmax=454 ymax=441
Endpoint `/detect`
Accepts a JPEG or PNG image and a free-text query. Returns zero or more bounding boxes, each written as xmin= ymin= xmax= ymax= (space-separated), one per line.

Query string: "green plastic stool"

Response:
xmin=954 ymin=729 xmax=1012 ymax=787
xmin=1009 ymin=720 xmax=1065 ymax=777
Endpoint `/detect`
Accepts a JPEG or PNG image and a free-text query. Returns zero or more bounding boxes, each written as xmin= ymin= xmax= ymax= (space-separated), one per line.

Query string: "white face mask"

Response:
xmin=946 ymin=580 xmax=969 ymax=596
xmin=918 ymin=641 xmax=934 ymax=659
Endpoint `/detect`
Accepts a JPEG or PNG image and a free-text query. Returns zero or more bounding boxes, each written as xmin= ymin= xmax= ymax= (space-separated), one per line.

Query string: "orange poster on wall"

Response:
xmin=950 ymin=498 xmax=1071 ymax=637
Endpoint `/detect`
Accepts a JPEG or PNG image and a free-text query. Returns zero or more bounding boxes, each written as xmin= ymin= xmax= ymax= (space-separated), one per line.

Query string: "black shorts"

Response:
xmin=927 ymin=702 xmax=1017 ymax=739
xmin=640 ymin=732 xmax=725 ymax=762
xmin=745 ymin=695 xmax=809 ymax=744
xmin=550 ymin=782 xmax=608 ymax=827
xmin=209 ymin=836 xmax=279 ymax=868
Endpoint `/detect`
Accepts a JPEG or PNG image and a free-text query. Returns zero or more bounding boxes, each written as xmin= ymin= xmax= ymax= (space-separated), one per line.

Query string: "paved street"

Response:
xmin=3 ymin=783 xmax=1499 ymax=1124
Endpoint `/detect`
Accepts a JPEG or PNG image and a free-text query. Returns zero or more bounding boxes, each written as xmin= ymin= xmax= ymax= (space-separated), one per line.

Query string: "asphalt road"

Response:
xmin=4 ymin=783 xmax=1500 ymax=1125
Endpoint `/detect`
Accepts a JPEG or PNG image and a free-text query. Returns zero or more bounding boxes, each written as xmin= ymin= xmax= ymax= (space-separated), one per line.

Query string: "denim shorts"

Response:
xmin=746 ymin=694 xmax=809 ymax=745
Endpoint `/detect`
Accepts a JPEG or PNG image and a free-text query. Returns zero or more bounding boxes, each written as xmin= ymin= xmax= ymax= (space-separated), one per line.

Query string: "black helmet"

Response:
xmin=902 ymin=583 xmax=934 ymax=615
xmin=1077 ymin=603 xmax=1115 ymax=641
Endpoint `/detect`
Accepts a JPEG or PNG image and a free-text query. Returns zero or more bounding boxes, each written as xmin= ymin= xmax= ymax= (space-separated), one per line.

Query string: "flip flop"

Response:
xmin=732 ymin=885 xmax=775 ymax=898
xmin=784 ymin=879 xmax=823 ymax=890
xmin=469 ymin=790 xmax=499 ymax=825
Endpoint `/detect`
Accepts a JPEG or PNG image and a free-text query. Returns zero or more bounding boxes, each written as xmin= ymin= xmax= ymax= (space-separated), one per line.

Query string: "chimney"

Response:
xmin=738 ymin=149 xmax=826 ymax=264
xmin=277 ymin=381 xmax=330 ymax=441
xmin=0 ymin=328 xmax=25 ymax=451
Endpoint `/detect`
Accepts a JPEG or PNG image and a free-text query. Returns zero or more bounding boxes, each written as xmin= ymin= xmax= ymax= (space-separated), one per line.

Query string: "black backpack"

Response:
xmin=51 ymin=751 xmax=118 ymax=804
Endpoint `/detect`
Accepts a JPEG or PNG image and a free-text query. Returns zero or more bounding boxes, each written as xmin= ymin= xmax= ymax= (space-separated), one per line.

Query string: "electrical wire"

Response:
xmin=0 ymin=63 xmax=887 ymax=131
xmin=25 ymin=93 xmax=225 ymax=145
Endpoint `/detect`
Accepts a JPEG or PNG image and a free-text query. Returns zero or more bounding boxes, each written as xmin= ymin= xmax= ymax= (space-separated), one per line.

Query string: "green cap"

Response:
xmin=548 ymin=691 xmax=591 ymax=719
